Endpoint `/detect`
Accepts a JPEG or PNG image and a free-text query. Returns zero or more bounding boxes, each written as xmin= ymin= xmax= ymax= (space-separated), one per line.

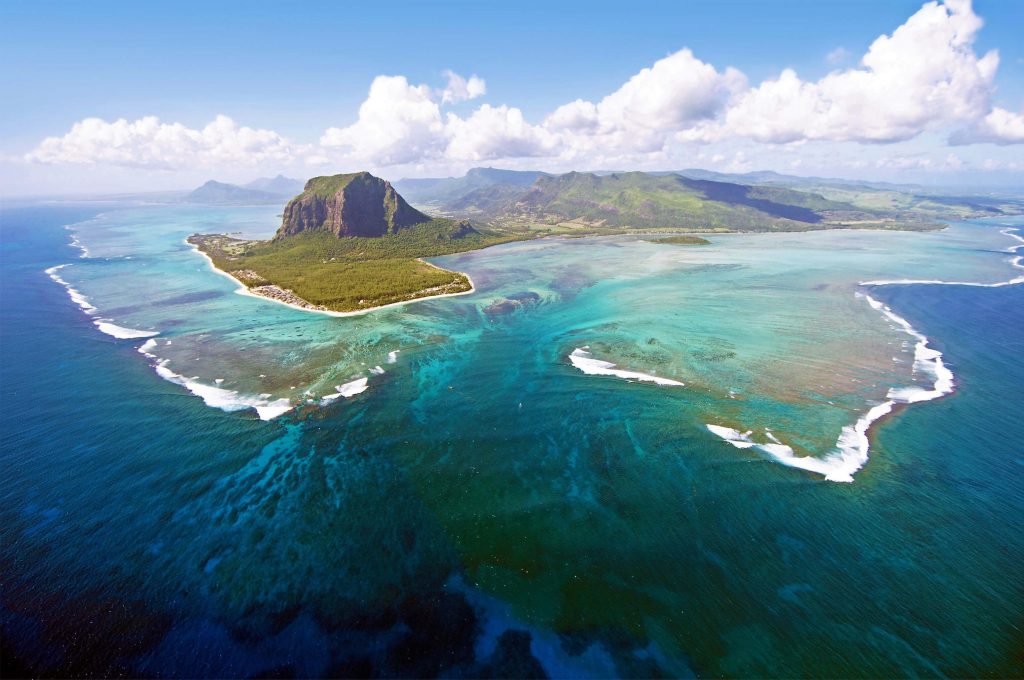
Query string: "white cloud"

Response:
xmin=23 ymin=0 xmax=1022 ymax=182
xmin=320 ymin=75 xmax=445 ymax=166
xmin=440 ymin=70 xmax=486 ymax=104
xmin=445 ymin=105 xmax=553 ymax=161
xmin=874 ymin=151 xmax=964 ymax=170
xmin=826 ymin=47 xmax=850 ymax=65
xmin=682 ymin=0 xmax=1001 ymax=144
xmin=949 ymin=106 xmax=1024 ymax=144
xmin=546 ymin=48 xmax=746 ymax=155
xmin=26 ymin=115 xmax=293 ymax=169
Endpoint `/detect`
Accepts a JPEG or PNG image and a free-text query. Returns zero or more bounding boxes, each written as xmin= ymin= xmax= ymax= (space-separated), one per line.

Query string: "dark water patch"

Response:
xmin=160 ymin=290 xmax=228 ymax=306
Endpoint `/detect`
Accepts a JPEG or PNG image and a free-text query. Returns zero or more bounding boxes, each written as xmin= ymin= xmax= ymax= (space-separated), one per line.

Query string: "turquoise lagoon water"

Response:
xmin=2 ymin=202 xmax=1022 ymax=677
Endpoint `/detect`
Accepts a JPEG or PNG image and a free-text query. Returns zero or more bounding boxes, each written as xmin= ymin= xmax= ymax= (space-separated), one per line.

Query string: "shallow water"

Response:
xmin=2 ymin=203 xmax=1022 ymax=677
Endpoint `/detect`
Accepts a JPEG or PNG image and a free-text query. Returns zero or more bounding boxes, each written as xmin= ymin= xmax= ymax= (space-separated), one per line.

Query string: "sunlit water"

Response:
xmin=2 ymin=202 xmax=1022 ymax=677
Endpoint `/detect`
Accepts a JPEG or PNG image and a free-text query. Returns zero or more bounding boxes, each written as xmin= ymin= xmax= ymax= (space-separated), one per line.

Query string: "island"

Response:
xmin=189 ymin=172 xmax=519 ymax=314
xmin=649 ymin=235 xmax=711 ymax=245
xmin=191 ymin=168 xmax=1023 ymax=316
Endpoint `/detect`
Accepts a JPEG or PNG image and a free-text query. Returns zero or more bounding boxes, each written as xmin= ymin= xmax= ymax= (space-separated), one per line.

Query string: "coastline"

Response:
xmin=185 ymin=238 xmax=477 ymax=318
xmin=706 ymin=224 xmax=1022 ymax=483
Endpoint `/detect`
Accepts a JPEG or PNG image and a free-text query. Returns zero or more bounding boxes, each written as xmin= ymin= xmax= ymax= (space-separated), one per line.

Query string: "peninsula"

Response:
xmin=191 ymin=168 xmax=1024 ymax=316
xmin=189 ymin=172 xmax=518 ymax=314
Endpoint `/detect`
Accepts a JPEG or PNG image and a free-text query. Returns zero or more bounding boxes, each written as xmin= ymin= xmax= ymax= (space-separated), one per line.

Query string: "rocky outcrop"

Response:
xmin=275 ymin=172 xmax=431 ymax=239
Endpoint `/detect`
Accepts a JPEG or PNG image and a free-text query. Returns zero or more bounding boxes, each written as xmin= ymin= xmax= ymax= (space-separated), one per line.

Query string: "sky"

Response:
xmin=1 ymin=0 xmax=1022 ymax=196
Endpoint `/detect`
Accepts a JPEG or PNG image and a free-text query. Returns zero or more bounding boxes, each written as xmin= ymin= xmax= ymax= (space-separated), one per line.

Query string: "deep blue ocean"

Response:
xmin=2 ymin=203 xmax=1022 ymax=678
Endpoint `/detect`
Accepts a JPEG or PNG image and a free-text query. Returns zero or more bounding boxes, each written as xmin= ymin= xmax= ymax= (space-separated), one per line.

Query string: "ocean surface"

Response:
xmin=1 ymin=201 xmax=1022 ymax=677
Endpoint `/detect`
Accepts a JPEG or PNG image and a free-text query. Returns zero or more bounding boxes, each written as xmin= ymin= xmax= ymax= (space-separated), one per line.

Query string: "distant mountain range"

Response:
xmin=182 ymin=175 xmax=304 ymax=205
xmin=244 ymin=174 xmax=306 ymax=195
xmin=395 ymin=167 xmax=1024 ymax=232
xmin=184 ymin=167 xmax=1023 ymax=228
xmin=394 ymin=167 xmax=551 ymax=207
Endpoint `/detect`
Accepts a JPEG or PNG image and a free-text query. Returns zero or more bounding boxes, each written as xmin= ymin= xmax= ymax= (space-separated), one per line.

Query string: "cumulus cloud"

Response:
xmin=949 ymin=106 xmax=1024 ymax=145
xmin=875 ymin=152 xmax=965 ymax=170
xmin=24 ymin=1 xmax=1022 ymax=177
xmin=319 ymin=73 xmax=548 ymax=165
xmin=682 ymin=0 xmax=1000 ymax=144
xmin=445 ymin=105 xmax=553 ymax=161
xmin=440 ymin=70 xmax=486 ymax=104
xmin=320 ymin=75 xmax=445 ymax=165
xmin=547 ymin=48 xmax=746 ymax=155
xmin=317 ymin=0 xmax=1017 ymax=170
xmin=26 ymin=115 xmax=293 ymax=169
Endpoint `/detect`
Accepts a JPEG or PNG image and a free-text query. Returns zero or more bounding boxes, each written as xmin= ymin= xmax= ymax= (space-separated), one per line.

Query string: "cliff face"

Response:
xmin=275 ymin=172 xmax=430 ymax=239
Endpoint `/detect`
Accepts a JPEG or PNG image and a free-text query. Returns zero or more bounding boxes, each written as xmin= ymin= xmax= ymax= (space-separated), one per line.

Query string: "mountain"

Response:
xmin=394 ymin=167 xmax=551 ymax=207
xmin=275 ymin=172 xmax=443 ymax=239
xmin=672 ymin=169 xmax=1024 ymax=219
xmin=392 ymin=167 xmax=1020 ymax=231
xmin=183 ymin=180 xmax=284 ymax=205
xmin=495 ymin=171 xmax=868 ymax=231
xmin=244 ymin=174 xmax=305 ymax=195
xmin=191 ymin=172 xmax=508 ymax=313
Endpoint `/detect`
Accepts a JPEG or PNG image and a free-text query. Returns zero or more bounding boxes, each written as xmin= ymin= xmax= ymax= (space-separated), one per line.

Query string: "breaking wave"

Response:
xmin=569 ymin=347 xmax=684 ymax=387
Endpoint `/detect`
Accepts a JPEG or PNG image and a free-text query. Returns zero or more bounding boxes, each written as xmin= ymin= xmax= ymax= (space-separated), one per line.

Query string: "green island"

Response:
xmin=189 ymin=172 xmax=521 ymax=313
xmin=190 ymin=168 xmax=1024 ymax=314
xmin=648 ymin=235 xmax=711 ymax=245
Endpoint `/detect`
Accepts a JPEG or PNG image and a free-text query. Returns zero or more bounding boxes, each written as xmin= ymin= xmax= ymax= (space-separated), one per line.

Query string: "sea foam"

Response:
xmin=705 ymin=291 xmax=956 ymax=483
xmin=321 ymin=377 xmax=370 ymax=403
xmin=45 ymin=264 xmax=98 ymax=314
xmin=152 ymin=360 xmax=293 ymax=420
xmin=94 ymin=321 xmax=160 ymax=339
xmin=569 ymin=347 xmax=684 ymax=386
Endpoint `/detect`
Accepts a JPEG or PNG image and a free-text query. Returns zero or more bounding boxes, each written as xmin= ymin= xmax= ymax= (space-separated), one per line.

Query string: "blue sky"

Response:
xmin=2 ymin=0 xmax=1022 ymax=195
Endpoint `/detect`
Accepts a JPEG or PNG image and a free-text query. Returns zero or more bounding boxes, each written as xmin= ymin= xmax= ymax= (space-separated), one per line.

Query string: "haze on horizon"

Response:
xmin=1 ymin=0 xmax=1022 ymax=197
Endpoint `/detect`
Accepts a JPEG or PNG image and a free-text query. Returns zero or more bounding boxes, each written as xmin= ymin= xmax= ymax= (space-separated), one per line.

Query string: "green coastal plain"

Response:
xmin=190 ymin=225 xmax=519 ymax=313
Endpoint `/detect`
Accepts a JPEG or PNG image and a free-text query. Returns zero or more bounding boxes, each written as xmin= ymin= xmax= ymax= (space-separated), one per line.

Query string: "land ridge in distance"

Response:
xmin=190 ymin=168 xmax=1024 ymax=314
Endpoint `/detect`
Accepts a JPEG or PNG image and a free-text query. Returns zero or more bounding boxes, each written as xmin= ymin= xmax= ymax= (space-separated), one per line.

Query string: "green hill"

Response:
xmin=396 ymin=168 xmax=1024 ymax=232
xmin=492 ymin=171 xmax=890 ymax=232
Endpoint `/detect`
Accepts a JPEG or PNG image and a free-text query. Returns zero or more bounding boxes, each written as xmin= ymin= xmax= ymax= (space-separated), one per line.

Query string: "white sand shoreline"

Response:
xmin=185 ymin=238 xmax=477 ymax=318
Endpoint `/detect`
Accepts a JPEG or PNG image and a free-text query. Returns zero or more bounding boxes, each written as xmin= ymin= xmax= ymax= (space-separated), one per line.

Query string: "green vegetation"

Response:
xmin=191 ymin=220 xmax=522 ymax=312
xmin=398 ymin=168 xmax=982 ymax=233
xmin=499 ymin=172 xmax=938 ymax=232
xmin=193 ymin=166 xmax=1010 ymax=314
xmin=650 ymin=235 xmax=711 ymax=245
xmin=303 ymin=172 xmax=365 ymax=199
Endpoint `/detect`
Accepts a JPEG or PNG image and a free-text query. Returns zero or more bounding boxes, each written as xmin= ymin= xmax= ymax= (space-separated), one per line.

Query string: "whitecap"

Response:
xmin=705 ymin=291 xmax=957 ymax=483
xmin=138 ymin=338 xmax=159 ymax=356
xmin=321 ymin=377 xmax=370 ymax=403
xmin=152 ymin=360 xmax=292 ymax=421
xmin=336 ymin=377 xmax=369 ymax=397
xmin=45 ymin=264 xmax=98 ymax=314
xmin=860 ymin=227 xmax=1023 ymax=289
xmin=94 ymin=321 xmax=160 ymax=339
xmin=569 ymin=347 xmax=684 ymax=387
xmin=386 ymin=350 xmax=400 ymax=364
